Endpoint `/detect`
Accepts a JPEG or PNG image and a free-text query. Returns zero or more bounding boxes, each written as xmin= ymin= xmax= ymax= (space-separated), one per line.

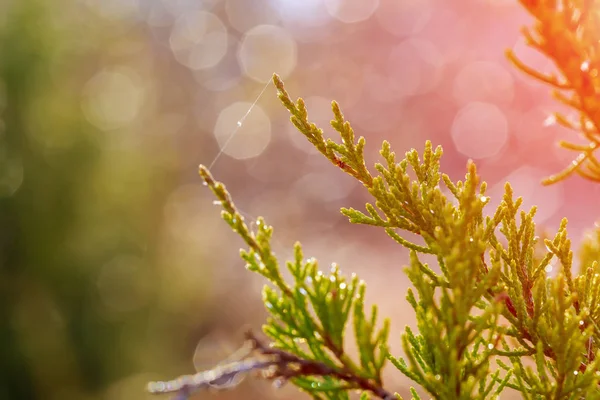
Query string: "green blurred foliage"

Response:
xmin=0 ymin=2 xmax=200 ymax=399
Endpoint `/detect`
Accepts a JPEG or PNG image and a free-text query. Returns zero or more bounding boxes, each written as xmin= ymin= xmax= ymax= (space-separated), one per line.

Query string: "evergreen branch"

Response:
xmin=199 ymin=165 xmax=291 ymax=296
xmin=194 ymin=164 xmax=395 ymax=399
xmin=272 ymin=74 xmax=371 ymax=185
xmin=273 ymin=73 xmax=600 ymax=397
xmin=509 ymin=0 xmax=600 ymax=184
xmin=154 ymin=60 xmax=600 ymax=399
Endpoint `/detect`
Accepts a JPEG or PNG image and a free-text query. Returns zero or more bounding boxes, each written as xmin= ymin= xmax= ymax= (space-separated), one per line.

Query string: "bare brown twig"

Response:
xmin=147 ymin=331 xmax=396 ymax=400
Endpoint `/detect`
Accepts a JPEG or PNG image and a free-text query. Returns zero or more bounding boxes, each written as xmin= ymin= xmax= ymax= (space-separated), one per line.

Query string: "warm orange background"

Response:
xmin=1 ymin=0 xmax=597 ymax=399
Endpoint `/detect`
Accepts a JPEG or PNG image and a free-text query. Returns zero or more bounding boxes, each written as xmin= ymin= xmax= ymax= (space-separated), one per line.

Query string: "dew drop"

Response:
xmin=572 ymin=153 xmax=586 ymax=166
xmin=581 ymin=61 xmax=590 ymax=71
xmin=212 ymin=200 xmax=222 ymax=205
xmin=479 ymin=195 xmax=489 ymax=203
xmin=339 ymin=283 xmax=347 ymax=290
xmin=434 ymin=374 xmax=441 ymax=381
xmin=573 ymin=370 xmax=579 ymax=375
xmin=487 ymin=343 xmax=494 ymax=350
xmin=469 ymin=237 xmax=474 ymax=242
xmin=545 ymin=265 xmax=553 ymax=273
xmin=299 ymin=287 xmax=307 ymax=295
xmin=265 ymin=302 xmax=273 ymax=309
xmin=202 ymin=181 xmax=208 ymax=186
xmin=580 ymin=320 xmax=584 ymax=325
xmin=329 ymin=275 xmax=336 ymax=282
xmin=237 ymin=121 xmax=242 ymax=127
xmin=543 ymin=114 xmax=556 ymax=127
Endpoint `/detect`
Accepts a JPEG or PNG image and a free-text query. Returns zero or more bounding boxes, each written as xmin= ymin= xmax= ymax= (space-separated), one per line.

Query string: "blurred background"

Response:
xmin=1 ymin=0 xmax=598 ymax=399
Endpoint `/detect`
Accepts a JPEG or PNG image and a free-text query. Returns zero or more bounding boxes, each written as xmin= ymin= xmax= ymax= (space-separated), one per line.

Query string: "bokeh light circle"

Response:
xmin=324 ymin=0 xmax=379 ymax=23
xmin=451 ymin=102 xmax=508 ymax=159
xmin=170 ymin=11 xmax=228 ymax=70
xmin=275 ymin=0 xmax=331 ymax=28
xmin=388 ymin=38 xmax=444 ymax=98
xmin=375 ymin=0 xmax=432 ymax=37
xmin=238 ymin=24 xmax=297 ymax=83
xmin=194 ymin=34 xmax=243 ymax=92
xmin=225 ymin=0 xmax=279 ymax=33
xmin=81 ymin=67 xmax=144 ymax=131
xmin=213 ymin=102 xmax=271 ymax=160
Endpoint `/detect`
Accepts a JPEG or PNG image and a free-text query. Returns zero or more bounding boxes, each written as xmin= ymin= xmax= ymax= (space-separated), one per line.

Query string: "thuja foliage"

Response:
xmin=147 ymin=72 xmax=600 ymax=399
xmin=147 ymin=2 xmax=600 ymax=399
xmin=507 ymin=0 xmax=600 ymax=184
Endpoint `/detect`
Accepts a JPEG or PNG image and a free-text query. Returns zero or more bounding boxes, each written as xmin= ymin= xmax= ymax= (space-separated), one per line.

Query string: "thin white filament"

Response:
xmin=208 ymin=79 xmax=273 ymax=170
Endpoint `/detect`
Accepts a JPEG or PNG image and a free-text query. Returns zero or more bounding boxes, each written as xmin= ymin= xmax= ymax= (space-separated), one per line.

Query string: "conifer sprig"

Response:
xmin=272 ymin=74 xmax=600 ymax=398
xmin=150 ymin=66 xmax=600 ymax=398
xmin=507 ymin=0 xmax=600 ymax=184
xmin=186 ymin=166 xmax=393 ymax=400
